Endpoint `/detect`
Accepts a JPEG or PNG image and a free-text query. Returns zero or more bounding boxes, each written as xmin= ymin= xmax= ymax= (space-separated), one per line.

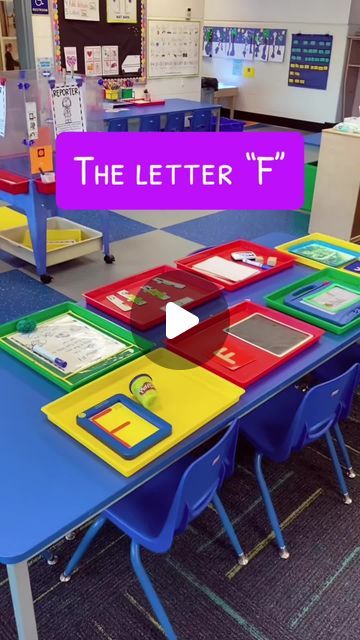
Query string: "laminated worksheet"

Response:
xmin=193 ymin=256 xmax=260 ymax=283
xmin=8 ymin=314 xmax=128 ymax=376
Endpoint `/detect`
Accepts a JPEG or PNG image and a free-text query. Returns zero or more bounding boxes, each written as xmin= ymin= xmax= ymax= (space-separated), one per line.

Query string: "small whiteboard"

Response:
xmin=148 ymin=19 xmax=200 ymax=78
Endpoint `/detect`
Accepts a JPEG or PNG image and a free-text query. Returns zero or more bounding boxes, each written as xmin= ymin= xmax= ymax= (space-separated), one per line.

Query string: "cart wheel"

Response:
xmin=40 ymin=274 xmax=53 ymax=284
xmin=104 ymin=254 xmax=115 ymax=264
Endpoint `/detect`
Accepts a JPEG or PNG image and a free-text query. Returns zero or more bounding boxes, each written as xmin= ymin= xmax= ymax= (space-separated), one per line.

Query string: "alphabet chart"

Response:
xmin=167 ymin=301 xmax=323 ymax=387
xmin=148 ymin=20 xmax=200 ymax=77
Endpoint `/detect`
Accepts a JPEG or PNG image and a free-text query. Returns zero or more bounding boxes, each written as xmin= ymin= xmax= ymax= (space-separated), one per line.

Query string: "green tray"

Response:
xmin=0 ymin=302 xmax=154 ymax=391
xmin=265 ymin=268 xmax=360 ymax=335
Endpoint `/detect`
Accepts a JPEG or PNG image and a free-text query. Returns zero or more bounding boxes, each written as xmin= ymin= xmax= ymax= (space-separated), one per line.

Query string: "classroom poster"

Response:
xmin=106 ymin=0 xmax=137 ymax=23
xmin=84 ymin=45 xmax=102 ymax=75
xmin=148 ymin=20 xmax=200 ymax=77
xmin=202 ymin=27 xmax=287 ymax=62
xmin=102 ymin=45 xmax=119 ymax=75
xmin=50 ymin=84 xmax=86 ymax=136
xmin=64 ymin=0 xmax=99 ymax=21
xmin=25 ymin=102 xmax=39 ymax=142
xmin=0 ymin=84 xmax=6 ymax=137
xmin=64 ymin=46 xmax=78 ymax=72
xmin=288 ymin=34 xmax=333 ymax=90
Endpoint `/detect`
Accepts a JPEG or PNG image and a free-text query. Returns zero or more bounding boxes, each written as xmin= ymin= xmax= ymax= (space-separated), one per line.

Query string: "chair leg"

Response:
xmin=333 ymin=423 xmax=355 ymax=478
xmin=59 ymin=515 xmax=107 ymax=582
xmin=254 ymin=453 xmax=289 ymax=559
xmin=130 ymin=540 xmax=177 ymax=640
xmin=212 ymin=492 xmax=248 ymax=565
xmin=325 ymin=432 xmax=352 ymax=505
xmin=42 ymin=548 xmax=58 ymax=566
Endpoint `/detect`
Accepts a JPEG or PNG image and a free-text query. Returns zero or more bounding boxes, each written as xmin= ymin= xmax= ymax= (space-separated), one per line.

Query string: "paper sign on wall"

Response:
xmin=50 ymin=84 xmax=86 ymax=136
xmin=64 ymin=47 xmax=78 ymax=72
xmin=243 ymin=66 xmax=255 ymax=78
xmin=25 ymin=102 xmax=39 ymax=142
xmin=30 ymin=145 xmax=53 ymax=175
xmin=84 ymin=46 xmax=102 ymax=76
xmin=0 ymin=83 xmax=6 ymax=137
xmin=102 ymin=46 xmax=119 ymax=75
xmin=122 ymin=54 xmax=140 ymax=74
xmin=106 ymin=0 xmax=137 ymax=23
xmin=64 ymin=0 xmax=99 ymax=21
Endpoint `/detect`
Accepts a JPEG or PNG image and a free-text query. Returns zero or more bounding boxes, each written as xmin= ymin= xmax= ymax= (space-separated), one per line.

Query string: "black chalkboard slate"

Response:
xmin=57 ymin=0 xmax=144 ymax=79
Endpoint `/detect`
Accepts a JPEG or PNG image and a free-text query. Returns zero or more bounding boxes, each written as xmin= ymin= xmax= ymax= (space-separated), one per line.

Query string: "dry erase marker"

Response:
xmin=241 ymin=258 xmax=271 ymax=270
xmin=33 ymin=345 xmax=67 ymax=369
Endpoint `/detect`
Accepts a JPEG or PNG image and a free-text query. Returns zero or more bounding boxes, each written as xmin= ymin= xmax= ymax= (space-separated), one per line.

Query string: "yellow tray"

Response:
xmin=22 ymin=228 xmax=83 ymax=253
xmin=42 ymin=348 xmax=244 ymax=477
xmin=0 ymin=206 xmax=27 ymax=231
xmin=277 ymin=233 xmax=360 ymax=272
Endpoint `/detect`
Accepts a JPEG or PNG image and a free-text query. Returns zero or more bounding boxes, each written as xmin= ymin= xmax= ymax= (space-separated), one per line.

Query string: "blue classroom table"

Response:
xmin=2 ymin=232 xmax=360 ymax=639
xmin=102 ymin=98 xmax=221 ymax=131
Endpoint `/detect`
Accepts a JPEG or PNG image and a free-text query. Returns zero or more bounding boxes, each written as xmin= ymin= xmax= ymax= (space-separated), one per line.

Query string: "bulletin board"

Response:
xmin=52 ymin=0 xmax=146 ymax=80
xmin=288 ymin=34 xmax=333 ymax=90
xmin=148 ymin=19 xmax=201 ymax=78
xmin=203 ymin=27 xmax=287 ymax=63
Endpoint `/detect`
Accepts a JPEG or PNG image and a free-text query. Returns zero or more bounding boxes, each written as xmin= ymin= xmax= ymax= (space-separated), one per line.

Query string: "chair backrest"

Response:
xmin=161 ymin=420 xmax=239 ymax=543
xmin=140 ymin=114 xmax=161 ymax=132
xmin=165 ymin=112 xmax=185 ymax=132
xmin=108 ymin=118 xmax=128 ymax=132
xmin=285 ymin=363 xmax=360 ymax=456
xmin=191 ymin=109 xmax=212 ymax=132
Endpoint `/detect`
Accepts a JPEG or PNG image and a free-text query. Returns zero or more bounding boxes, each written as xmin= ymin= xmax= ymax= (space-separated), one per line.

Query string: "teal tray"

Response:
xmin=266 ymin=268 xmax=360 ymax=335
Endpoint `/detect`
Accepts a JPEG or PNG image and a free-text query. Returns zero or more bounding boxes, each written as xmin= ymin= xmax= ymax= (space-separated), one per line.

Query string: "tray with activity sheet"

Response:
xmin=0 ymin=303 xmax=153 ymax=391
xmin=266 ymin=269 xmax=360 ymax=334
xmin=83 ymin=265 xmax=223 ymax=331
xmin=42 ymin=348 xmax=244 ymax=476
xmin=167 ymin=301 xmax=323 ymax=388
xmin=277 ymin=233 xmax=360 ymax=273
xmin=175 ymin=240 xmax=294 ymax=291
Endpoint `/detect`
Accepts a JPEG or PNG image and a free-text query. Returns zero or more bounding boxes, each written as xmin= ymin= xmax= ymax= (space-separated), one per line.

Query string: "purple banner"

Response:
xmin=56 ymin=132 xmax=304 ymax=211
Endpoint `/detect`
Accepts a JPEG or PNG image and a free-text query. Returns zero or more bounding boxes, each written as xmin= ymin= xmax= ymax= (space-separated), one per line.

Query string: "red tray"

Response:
xmin=176 ymin=240 xmax=294 ymax=291
xmin=167 ymin=301 xmax=324 ymax=387
xmin=0 ymin=171 xmax=29 ymax=195
xmin=130 ymin=99 xmax=166 ymax=107
xmin=35 ymin=178 xmax=56 ymax=195
xmin=84 ymin=265 xmax=223 ymax=331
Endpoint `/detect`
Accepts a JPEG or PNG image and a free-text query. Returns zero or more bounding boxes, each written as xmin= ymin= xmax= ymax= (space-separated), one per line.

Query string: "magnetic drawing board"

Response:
xmin=166 ymin=302 xmax=323 ymax=388
xmin=77 ymin=393 xmax=172 ymax=458
xmin=225 ymin=314 xmax=312 ymax=357
xmin=266 ymin=268 xmax=360 ymax=334
xmin=83 ymin=265 xmax=223 ymax=330
xmin=0 ymin=303 xmax=153 ymax=391
xmin=277 ymin=233 xmax=360 ymax=273
xmin=42 ymin=348 xmax=244 ymax=476
xmin=176 ymin=239 xmax=294 ymax=291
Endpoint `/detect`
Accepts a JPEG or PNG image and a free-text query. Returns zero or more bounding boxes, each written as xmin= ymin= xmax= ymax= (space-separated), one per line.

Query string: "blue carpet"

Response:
xmin=305 ymin=133 xmax=321 ymax=147
xmin=0 ymin=270 xmax=71 ymax=323
xmin=165 ymin=210 xmax=309 ymax=247
xmin=60 ymin=210 xmax=155 ymax=242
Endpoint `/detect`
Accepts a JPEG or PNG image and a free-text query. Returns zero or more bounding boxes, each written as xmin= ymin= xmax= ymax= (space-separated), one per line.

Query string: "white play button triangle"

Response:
xmin=165 ymin=302 xmax=199 ymax=340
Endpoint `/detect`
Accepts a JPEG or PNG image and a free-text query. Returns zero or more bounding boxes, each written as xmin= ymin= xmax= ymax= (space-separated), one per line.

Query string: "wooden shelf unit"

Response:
xmin=343 ymin=36 xmax=360 ymax=119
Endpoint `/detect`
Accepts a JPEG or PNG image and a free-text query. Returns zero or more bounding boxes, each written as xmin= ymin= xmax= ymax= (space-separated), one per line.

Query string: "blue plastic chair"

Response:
xmin=140 ymin=114 xmax=161 ymax=132
xmin=190 ymin=109 xmax=212 ymax=132
xmin=165 ymin=112 xmax=185 ymax=132
xmin=108 ymin=118 xmax=128 ymax=132
xmin=237 ymin=364 xmax=360 ymax=560
xmin=60 ymin=420 xmax=247 ymax=639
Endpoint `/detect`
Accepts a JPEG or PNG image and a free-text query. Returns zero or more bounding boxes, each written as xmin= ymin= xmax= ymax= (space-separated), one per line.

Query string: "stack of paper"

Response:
xmin=193 ymin=256 xmax=260 ymax=283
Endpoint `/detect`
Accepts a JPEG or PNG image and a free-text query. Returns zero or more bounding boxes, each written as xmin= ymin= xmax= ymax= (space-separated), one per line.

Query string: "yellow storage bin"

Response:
xmin=0 ymin=206 xmax=27 ymax=231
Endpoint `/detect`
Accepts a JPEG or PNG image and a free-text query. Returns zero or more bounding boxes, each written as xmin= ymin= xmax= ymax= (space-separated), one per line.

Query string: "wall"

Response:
xmin=203 ymin=0 xmax=352 ymax=122
xmin=349 ymin=0 xmax=360 ymax=27
xmin=31 ymin=0 xmax=204 ymax=101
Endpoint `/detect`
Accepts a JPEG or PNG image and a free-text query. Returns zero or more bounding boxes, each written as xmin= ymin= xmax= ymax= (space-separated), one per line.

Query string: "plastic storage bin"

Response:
xmin=211 ymin=116 xmax=245 ymax=132
xmin=0 ymin=216 xmax=103 ymax=266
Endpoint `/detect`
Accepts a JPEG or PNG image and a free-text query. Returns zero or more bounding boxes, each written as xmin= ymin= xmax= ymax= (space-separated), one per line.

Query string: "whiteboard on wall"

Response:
xmin=148 ymin=20 xmax=200 ymax=78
